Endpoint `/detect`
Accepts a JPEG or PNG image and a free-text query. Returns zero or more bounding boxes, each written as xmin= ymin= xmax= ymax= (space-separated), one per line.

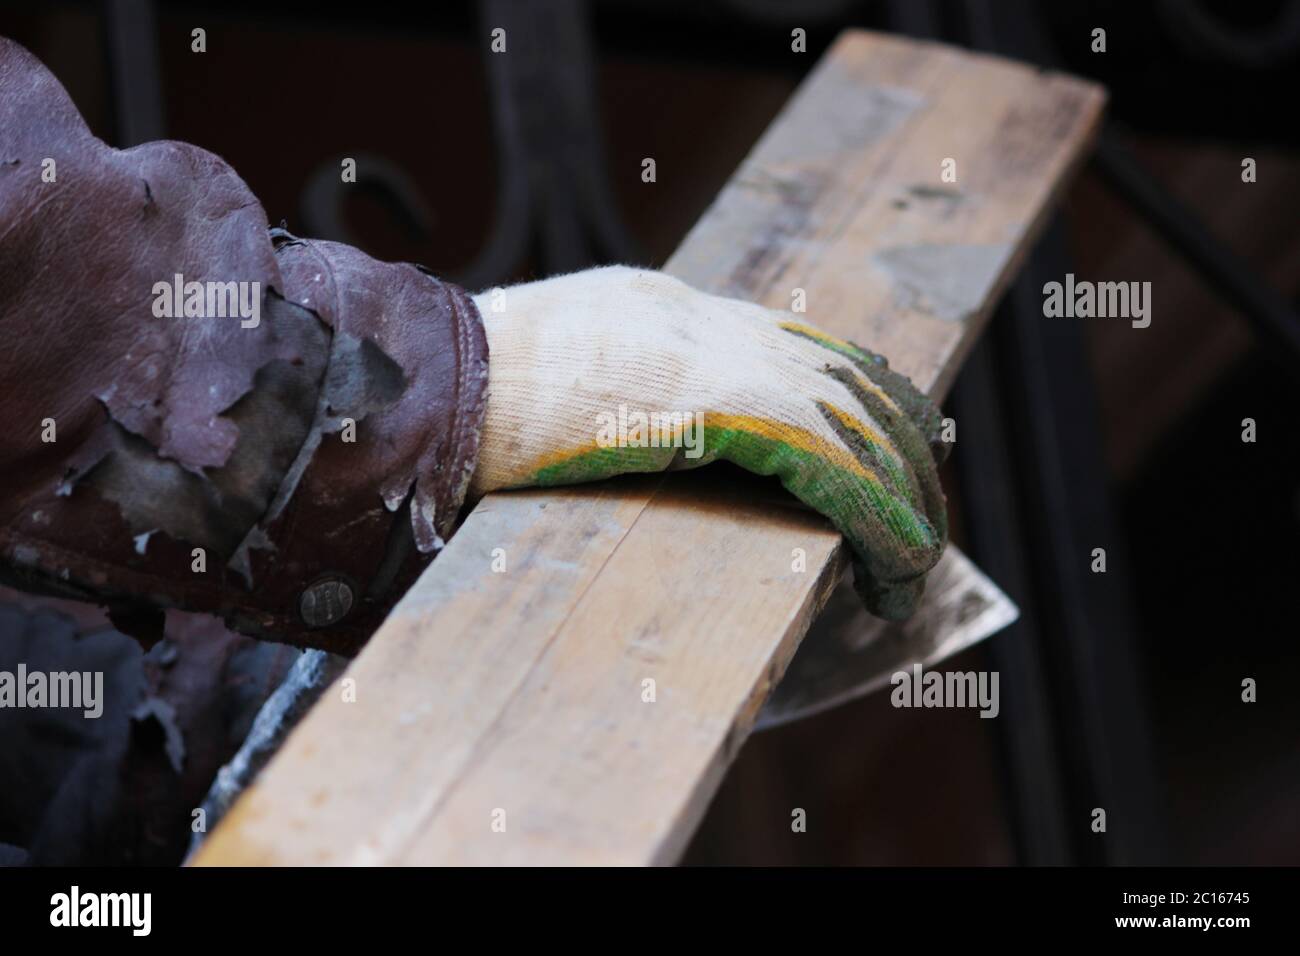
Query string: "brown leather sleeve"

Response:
xmin=0 ymin=38 xmax=488 ymax=655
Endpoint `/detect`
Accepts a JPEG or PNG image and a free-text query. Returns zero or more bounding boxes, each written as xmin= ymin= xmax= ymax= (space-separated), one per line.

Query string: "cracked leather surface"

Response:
xmin=0 ymin=37 xmax=489 ymax=655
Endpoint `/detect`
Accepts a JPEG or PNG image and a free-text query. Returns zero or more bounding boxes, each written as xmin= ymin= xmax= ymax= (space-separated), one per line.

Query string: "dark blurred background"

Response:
xmin=2 ymin=0 xmax=1297 ymax=865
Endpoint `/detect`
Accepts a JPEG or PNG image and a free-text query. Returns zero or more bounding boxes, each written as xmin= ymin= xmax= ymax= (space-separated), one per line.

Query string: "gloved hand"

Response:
xmin=468 ymin=266 xmax=949 ymax=620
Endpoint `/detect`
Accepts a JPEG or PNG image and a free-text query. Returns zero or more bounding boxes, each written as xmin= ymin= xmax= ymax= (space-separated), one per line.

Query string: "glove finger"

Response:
xmin=777 ymin=321 xmax=948 ymax=537
xmin=699 ymin=413 xmax=942 ymax=618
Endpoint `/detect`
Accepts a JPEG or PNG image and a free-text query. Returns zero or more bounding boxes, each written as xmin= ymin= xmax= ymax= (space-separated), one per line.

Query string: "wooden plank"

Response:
xmin=194 ymin=30 xmax=1104 ymax=866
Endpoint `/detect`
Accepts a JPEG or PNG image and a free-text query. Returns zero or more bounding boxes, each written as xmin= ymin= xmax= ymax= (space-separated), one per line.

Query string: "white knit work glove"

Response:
xmin=468 ymin=265 xmax=949 ymax=620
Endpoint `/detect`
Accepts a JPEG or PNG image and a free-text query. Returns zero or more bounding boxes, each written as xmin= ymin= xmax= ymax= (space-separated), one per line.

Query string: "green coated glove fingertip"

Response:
xmin=851 ymin=556 xmax=927 ymax=622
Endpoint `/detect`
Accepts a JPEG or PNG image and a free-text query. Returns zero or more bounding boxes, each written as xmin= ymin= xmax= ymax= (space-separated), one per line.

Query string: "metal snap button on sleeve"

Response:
xmin=298 ymin=576 xmax=355 ymax=628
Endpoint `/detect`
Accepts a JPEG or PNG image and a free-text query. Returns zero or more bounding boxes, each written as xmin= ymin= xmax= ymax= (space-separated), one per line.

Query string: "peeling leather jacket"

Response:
xmin=0 ymin=38 xmax=489 ymax=655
